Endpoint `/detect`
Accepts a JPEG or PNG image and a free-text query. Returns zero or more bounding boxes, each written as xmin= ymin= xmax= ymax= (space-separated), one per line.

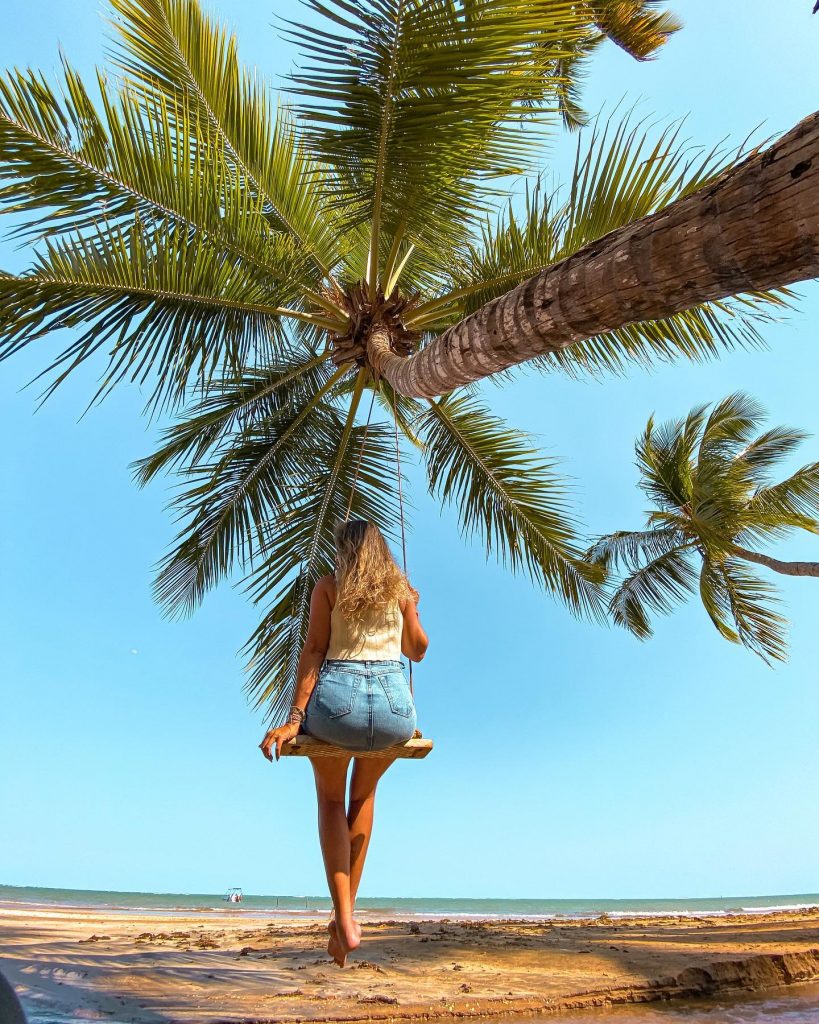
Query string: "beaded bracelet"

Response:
xmin=288 ymin=704 xmax=306 ymax=726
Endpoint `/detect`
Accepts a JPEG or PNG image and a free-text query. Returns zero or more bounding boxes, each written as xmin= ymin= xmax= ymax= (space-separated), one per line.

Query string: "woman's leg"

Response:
xmin=310 ymin=754 xmax=360 ymax=964
xmin=347 ymin=756 xmax=396 ymax=911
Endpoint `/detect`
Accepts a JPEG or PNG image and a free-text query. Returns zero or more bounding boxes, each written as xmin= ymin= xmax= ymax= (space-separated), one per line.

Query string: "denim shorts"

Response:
xmin=304 ymin=659 xmax=417 ymax=753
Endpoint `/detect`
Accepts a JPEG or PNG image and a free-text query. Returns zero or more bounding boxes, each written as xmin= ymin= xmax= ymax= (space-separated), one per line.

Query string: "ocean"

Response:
xmin=2 ymin=883 xmax=818 ymax=920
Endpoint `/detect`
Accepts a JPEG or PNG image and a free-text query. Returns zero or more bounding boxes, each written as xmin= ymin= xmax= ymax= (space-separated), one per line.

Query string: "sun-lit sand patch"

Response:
xmin=2 ymin=903 xmax=819 ymax=1022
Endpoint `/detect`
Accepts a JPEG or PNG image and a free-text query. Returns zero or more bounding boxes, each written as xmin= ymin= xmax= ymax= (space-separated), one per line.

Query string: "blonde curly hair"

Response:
xmin=333 ymin=519 xmax=412 ymax=626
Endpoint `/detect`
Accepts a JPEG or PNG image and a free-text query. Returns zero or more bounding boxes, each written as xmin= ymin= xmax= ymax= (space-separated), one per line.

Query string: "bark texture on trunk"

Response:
xmin=734 ymin=545 xmax=819 ymax=578
xmin=368 ymin=111 xmax=819 ymax=397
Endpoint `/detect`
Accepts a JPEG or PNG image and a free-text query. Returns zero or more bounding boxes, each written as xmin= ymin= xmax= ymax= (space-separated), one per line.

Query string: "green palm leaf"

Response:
xmin=698 ymin=391 xmax=763 ymax=464
xmin=146 ymin=363 xmax=347 ymax=618
xmin=698 ymin=557 xmax=739 ymax=645
xmin=588 ymin=2 xmax=681 ymax=60
xmin=740 ymin=426 xmax=811 ymax=480
xmin=703 ymin=558 xmax=788 ymax=664
xmin=745 ymin=462 xmax=819 ymax=531
xmin=693 ymin=393 xmax=765 ymax=532
xmin=635 ymin=406 xmax=705 ymax=510
xmin=108 ymin=0 xmax=346 ymax=280
xmin=133 ymin=352 xmax=333 ymax=483
xmin=532 ymin=3 xmax=680 ymax=136
xmin=0 ymin=62 xmax=297 ymax=286
xmin=608 ymin=546 xmax=697 ymax=637
xmin=587 ymin=527 xmax=685 ymax=571
xmin=0 ymin=218 xmax=310 ymax=408
xmin=280 ymin=0 xmax=603 ymax=282
xmin=420 ymin=394 xmax=606 ymax=620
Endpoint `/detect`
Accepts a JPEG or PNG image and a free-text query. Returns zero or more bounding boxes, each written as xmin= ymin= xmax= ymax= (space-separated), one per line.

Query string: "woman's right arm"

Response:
xmin=259 ymin=578 xmax=332 ymax=761
xmin=401 ymin=592 xmax=429 ymax=661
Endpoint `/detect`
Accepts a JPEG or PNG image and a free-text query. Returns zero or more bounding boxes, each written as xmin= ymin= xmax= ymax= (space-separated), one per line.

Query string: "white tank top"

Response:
xmin=326 ymin=599 xmax=403 ymax=661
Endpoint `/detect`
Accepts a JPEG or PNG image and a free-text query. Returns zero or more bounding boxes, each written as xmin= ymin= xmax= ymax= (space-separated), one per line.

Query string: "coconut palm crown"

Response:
xmin=588 ymin=393 xmax=819 ymax=663
xmin=0 ymin=0 xmax=792 ymax=719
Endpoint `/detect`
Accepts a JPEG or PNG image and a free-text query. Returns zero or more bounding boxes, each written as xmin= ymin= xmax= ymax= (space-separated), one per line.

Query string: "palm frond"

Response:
xmin=560 ymin=113 xmax=715 ymax=254
xmin=550 ymin=36 xmax=601 ymax=131
xmin=542 ymin=297 xmax=784 ymax=379
xmin=409 ymin=177 xmax=561 ymax=329
xmin=698 ymin=557 xmax=740 ymax=645
xmin=698 ymin=391 xmax=764 ymax=463
xmin=107 ymin=0 xmax=346 ymax=280
xmin=420 ymin=394 xmax=606 ymax=620
xmin=146 ymin=365 xmax=348 ymax=618
xmin=691 ymin=392 xmax=767 ymax=532
xmin=280 ymin=0 xmax=601 ymax=279
xmin=706 ymin=558 xmax=788 ymax=663
xmin=0 ymin=218 xmax=310 ymax=409
xmin=588 ymin=1 xmax=682 ymax=60
xmin=0 ymin=64 xmax=119 ymax=237
xmin=635 ymin=407 xmax=706 ymax=511
xmin=132 ymin=353 xmax=333 ymax=484
xmin=608 ymin=546 xmax=697 ymax=637
xmin=587 ymin=527 xmax=685 ymax=571
xmin=0 ymin=62 xmax=307 ymax=291
xmin=739 ymin=426 xmax=811 ymax=480
xmin=745 ymin=462 xmax=819 ymax=527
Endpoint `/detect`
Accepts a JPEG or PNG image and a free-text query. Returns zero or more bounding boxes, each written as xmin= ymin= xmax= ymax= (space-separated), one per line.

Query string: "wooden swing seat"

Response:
xmin=281 ymin=735 xmax=433 ymax=759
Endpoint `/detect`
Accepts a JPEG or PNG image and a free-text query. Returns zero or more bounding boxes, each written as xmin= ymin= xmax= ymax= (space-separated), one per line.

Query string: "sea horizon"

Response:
xmin=3 ymin=883 xmax=818 ymax=921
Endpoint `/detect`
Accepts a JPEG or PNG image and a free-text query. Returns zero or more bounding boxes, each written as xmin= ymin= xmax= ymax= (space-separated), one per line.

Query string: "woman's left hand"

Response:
xmin=259 ymin=723 xmax=299 ymax=762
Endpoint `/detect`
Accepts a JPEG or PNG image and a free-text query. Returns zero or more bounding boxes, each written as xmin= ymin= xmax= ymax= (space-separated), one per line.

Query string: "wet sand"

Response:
xmin=2 ymin=902 xmax=819 ymax=1022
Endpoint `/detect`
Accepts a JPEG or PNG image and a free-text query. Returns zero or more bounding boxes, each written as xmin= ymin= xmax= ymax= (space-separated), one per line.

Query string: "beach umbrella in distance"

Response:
xmin=0 ymin=0 xmax=807 ymax=719
xmin=587 ymin=393 xmax=819 ymax=663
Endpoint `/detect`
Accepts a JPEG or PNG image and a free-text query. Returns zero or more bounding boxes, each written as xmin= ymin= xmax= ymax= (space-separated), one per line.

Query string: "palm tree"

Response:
xmin=368 ymin=110 xmax=819 ymax=396
xmin=0 ymin=0 xmax=794 ymax=718
xmin=588 ymin=393 xmax=819 ymax=663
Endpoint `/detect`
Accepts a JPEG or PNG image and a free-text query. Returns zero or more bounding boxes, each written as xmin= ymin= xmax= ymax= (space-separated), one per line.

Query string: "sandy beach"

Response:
xmin=2 ymin=902 xmax=819 ymax=1023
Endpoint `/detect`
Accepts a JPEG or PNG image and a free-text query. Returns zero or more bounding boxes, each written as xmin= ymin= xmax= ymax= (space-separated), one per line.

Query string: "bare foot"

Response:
xmin=327 ymin=917 xmax=361 ymax=967
xmin=327 ymin=919 xmax=345 ymax=966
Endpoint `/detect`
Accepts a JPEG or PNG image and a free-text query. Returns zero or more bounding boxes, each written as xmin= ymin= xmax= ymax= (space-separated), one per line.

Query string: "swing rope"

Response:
xmin=344 ymin=375 xmax=414 ymax=693
xmin=391 ymin=393 xmax=414 ymax=695
xmin=344 ymin=381 xmax=377 ymax=522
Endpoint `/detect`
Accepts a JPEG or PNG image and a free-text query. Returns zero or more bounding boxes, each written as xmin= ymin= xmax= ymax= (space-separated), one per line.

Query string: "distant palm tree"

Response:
xmin=0 ymin=0 xmax=793 ymax=717
xmin=588 ymin=394 xmax=819 ymax=663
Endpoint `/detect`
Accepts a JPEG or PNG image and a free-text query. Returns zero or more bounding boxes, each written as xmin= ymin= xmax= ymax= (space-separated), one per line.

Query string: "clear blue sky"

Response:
xmin=1 ymin=1 xmax=818 ymax=901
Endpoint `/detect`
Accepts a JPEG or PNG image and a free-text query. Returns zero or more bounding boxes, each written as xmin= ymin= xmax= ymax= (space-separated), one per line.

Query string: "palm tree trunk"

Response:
xmin=368 ymin=111 xmax=819 ymax=398
xmin=733 ymin=545 xmax=819 ymax=578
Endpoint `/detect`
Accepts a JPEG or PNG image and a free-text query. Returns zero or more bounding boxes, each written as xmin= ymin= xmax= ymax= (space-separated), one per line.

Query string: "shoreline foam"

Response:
xmin=2 ymin=884 xmax=818 ymax=922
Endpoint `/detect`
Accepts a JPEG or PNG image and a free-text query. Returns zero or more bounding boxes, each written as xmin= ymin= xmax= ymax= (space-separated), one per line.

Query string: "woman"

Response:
xmin=259 ymin=519 xmax=429 ymax=966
